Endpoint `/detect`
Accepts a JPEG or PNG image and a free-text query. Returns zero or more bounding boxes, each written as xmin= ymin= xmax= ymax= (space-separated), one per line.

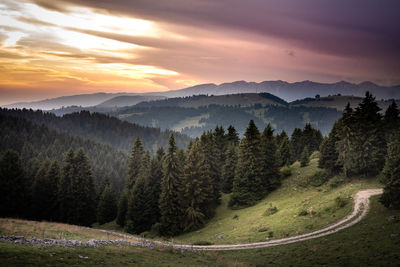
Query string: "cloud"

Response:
xmin=1 ymin=0 xmax=399 ymax=105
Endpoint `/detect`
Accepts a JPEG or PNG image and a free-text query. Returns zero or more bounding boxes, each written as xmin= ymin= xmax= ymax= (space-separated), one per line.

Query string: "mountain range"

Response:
xmin=3 ymin=80 xmax=399 ymax=110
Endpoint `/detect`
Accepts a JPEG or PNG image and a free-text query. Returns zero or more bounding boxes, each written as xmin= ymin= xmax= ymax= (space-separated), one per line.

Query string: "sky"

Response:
xmin=0 ymin=0 xmax=399 ymax=105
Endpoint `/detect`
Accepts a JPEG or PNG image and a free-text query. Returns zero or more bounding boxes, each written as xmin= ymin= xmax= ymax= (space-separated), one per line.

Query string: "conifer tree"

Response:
xmin=0 ymin=150 xmax=28 ymax=217
xmin=32 ymin=160 xmax=60 ymax=221
xmin=337 ymin=93 xmax=385 ymax=176
xmin=182 ymin=141 xmax=214 ymax=231
xmin=72 ymin=148 xmax=97 ymax=226
xmin=145 ymin=147 xmax=165 ymax=227
xmin=58 ymin=148 xmax=75 ymax=223
xmin=226 ymin=125 xmax=240 ymax=145
xmin=383 ymin=100 xmax=400 ymax=141
xmin=126 ymin=137 xmax=144 ymax=189
xmin=319 ymin=122 xmax=341 ymax=174
xmin=261 ymin=124 xmax=280 ymax=190
xmin=97 ymin=184 xmax=118 ymax=225
xmin=290 ymin=128 xmax=303 ymax=160
xmin=214 ymin=126 xmax=227 ymax=179
xmin=300 ymin=146 xmax=310 ymax=167
xmin=116 ymin=189 xmax=128 ymax=227
xmin=277 ymin=135 xmax=294 ymax=167
xmin=335 ymin=103 xmax=355 ymax=176
xmin=301 ymin=123 xmax=323 ymax=153
xmin=229 ymin=120 xmax=264 ymax=207
xmin=200 ymin=131 xmax=220 ymax=205
xmin=221 ymin=144 xmax=238 ymax=193
xmin=126 ymin=152 xmax=151 ymax=234
xmin=380 ymin=131 xmax=400 ymax=209
xmin=159 ymin=134 xmax=184 ymax=236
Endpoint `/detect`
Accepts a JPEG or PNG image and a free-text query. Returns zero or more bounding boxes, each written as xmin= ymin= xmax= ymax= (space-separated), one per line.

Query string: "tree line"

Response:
xmin=0 ymin=148 xmax=117 ymax=226
xmin=319 ymin=92 xmax=400 ymax=208
xmin=0 ymin=109 xmax=326 ymax=234
xmin=117 ymin=122 xmax=324 ymax=236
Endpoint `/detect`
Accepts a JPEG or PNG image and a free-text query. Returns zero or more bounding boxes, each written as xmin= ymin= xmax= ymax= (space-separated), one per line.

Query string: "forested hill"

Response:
xmin=134 ymin=93 xmax=288 ymax=108
xmin=0 ymin=113 xmax=128 ymax=191
xmin=0 ymin=109 xmax=190 ymax=154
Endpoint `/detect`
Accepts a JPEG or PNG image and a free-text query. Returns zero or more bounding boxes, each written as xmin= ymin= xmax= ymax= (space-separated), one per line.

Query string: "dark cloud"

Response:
xmin=38 ymin=0 xmax=400 ymax=61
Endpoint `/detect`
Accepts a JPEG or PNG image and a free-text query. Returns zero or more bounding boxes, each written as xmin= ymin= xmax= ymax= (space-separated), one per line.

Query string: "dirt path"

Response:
xmin=97 ymin=189 xmax=382 ymax=251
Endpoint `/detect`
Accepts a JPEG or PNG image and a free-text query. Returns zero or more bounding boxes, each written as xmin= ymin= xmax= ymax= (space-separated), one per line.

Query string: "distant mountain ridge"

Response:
xmin=158 ymin=80 xmax=400 ymax=102
xmin=3 ymin=80 xmax=399 ymax=110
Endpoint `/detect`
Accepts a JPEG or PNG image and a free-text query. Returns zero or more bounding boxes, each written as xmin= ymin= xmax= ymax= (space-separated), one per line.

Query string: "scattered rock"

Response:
xmin=390 ymin=234 xmax=399 ymax=238
xmin=217 ymin=235 xmax=223 ymax=239
xmin=387 ymin=216 xmax=398 ymax=222
xmin=78 ymin=255 xmax=89 ymax=259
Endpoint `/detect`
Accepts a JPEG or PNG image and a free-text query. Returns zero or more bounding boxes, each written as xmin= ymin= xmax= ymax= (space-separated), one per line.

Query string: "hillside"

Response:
xmin=135 ymin=93 xmax=287 ymax=108
xmin=3 ymin=93 xmax=131 ymax=110
xmin=96 ymin=95 xmax=167 ymax=108
xmin=0 ymin=112 xmax=128 ymax=191
xmin=0 ymin=109 xmax=190 ymax=154
xmin=154 ymin=80 xmax=400 ymax=102
xmin=1 ymin=159 xmax=399 ymax=266
xmin=174 ymin=157 xmax=381 ymax=244
xmin=291 ymin=95 xmax=400 ymax=111
xmin=112 ymin=95 xmax=341 ymax=137
xmin=4 ymin=80 xmax=400 ymax=110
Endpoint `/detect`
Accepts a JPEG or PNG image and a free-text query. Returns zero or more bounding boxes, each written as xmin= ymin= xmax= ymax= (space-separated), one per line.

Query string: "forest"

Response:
xmin=0 ymin=92 xmax=399 ymax=235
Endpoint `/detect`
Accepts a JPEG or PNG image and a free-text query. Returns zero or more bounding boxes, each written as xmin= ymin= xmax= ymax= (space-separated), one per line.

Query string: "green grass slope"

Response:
xmin=1 ymin=197 xmax=399 ymax=266
xmin=174 ymin=158 xmax=381 ymax=245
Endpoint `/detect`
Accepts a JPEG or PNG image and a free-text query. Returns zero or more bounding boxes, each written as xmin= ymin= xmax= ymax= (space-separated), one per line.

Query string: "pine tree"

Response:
xmin=72 ymin=148 xmax=97 ymax=226
xmin=200 ymin=131 xmax=220 ymax=205
xmin=145 ymin=147 xmax=165 ymax=228
xmin=0 ymin=150 xmax=28 ymax=217
xmin=126 ymin=137 xmax=144 ymax=189
xmin=383 ymin=100 xmax=400 ymax=141
xmin=159 ymin=134 xmax=184 ymax=236
xmin=97 ymin=184 xmax=118 ymax=225
xmin=261 ymin=124 xmax=280 ymax=191
xmin=221 ymin=144 xmax=238 ymax=193
xmin=300 ymin=146 xmax=310 ymax=167
xmin=380 ymin=131 xmax=400 ymax=209
xmin=319 ymin=122 xmax=341 ymax=174
xmin=116 ymin=189 xmax=128 ymax=227
xmin=337 ymin=93 xmax=385 ymax=177
xmin=126 ymin=152 xmax=151 ymax=234
xmin=214 ymin=126 xmax=227 ymax=180
xmin=58 ymin=148 xmax=75 ymax=223
xmin=182 ymin=141 xmax=214 ymax=231
xmin=335 ymin=103 xmax=356 ymax=177
xmin=277 ymin=134 xmax=294 ymax=167
xmin=290 ymin=128 xmax=303 ymax=160
xmin=229 ymin=120 xmax=264 ymax=207
xmin=32 ymin=160 xmax=60 ymax=221
xmin=226 ymin=125 xmax=240 ymax=145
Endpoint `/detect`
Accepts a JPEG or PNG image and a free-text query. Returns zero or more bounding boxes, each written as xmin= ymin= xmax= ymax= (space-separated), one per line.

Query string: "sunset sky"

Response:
xmin=1 ymin=0 xmax=399 ymax=105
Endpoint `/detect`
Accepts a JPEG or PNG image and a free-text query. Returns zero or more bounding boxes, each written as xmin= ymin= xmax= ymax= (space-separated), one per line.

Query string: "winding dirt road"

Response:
xmin=165 ymin=188 xmax=383 ymax=251
xmin=3 ymin=189 xmax=381 ymax=251
xmin=101 ymin=189 xmax=381 ymax=251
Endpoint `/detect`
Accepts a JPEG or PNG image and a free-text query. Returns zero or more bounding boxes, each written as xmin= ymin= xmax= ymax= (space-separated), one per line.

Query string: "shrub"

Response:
xmin=192 ymin=241 xmax=213 ymax=246
xmin=298 ymin=210 xmax=308 ymax=216
xmin=258 ymin=227 xmax=269 ymax=232
xmin=310 ymin=151 xmax=321 ymax=160
xmin=263 ymin=204 xmax=278 ymax=216
xmin=232 ymin=214 xmax=239 ymax=220
xmin=280 ymin=166 xmax=292 ymax=178
xmin=335 ymin=196 xmax=349 ymax=208
xmin=329 ymin=176 xmax=346 ymax=188
xmin=308 ymin=170 xmax=329 ymax=187
xmin=150 ymin=222 xmax=162 ymax=236
xmin=268 ymin=231 xmax=274 ymax=238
